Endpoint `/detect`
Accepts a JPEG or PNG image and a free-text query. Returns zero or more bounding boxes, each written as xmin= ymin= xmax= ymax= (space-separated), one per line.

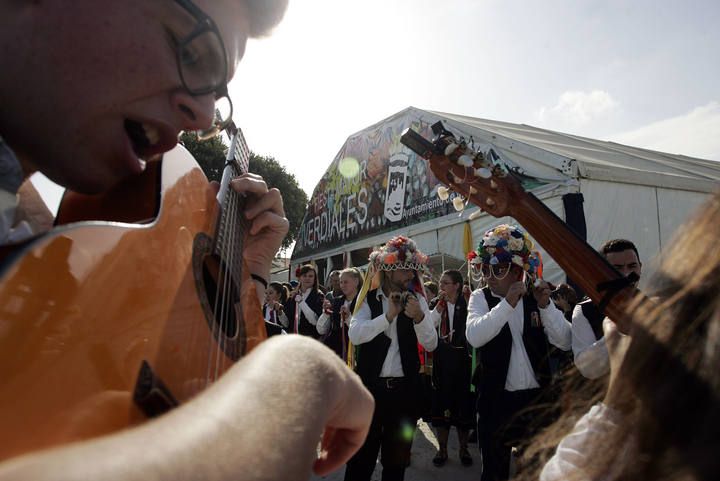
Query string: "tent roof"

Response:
xmin=425 ymin=107 xmax=720 ymax=193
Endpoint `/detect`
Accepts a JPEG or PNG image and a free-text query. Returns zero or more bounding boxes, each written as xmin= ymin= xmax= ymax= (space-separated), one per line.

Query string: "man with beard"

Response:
xmin=345 ymin=236 xmax=438 ymax=481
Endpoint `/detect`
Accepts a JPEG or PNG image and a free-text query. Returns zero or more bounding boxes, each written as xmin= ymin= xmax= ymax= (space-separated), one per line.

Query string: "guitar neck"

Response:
xmin=508 ymin=185 xmax=636 ymax=329
xmin=401 ymin=125 xmax=639 ymax=331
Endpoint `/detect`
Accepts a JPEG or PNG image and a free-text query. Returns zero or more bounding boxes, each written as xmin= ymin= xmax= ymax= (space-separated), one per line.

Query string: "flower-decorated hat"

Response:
xmin=369 ymin=235 xmax=429 ymax=271
xmin=468 ymin=224 xmax=539 ymax=273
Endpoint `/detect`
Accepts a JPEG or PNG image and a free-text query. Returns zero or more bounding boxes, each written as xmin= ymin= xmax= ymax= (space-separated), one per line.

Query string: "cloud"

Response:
xmin=536 ymin=90 xmax=620 ymax=127
xmin=609 ymin=102 xmax=720 ymax=161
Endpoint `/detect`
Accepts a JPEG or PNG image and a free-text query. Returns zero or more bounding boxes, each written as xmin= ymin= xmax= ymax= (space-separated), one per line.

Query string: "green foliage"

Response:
xmin=179 ymin=131 xmax=227 ymax=182
xmin=249 ymin=153 xmax=308 ymax=250
xmin=180 ymin=132 xmax=307 ymax=250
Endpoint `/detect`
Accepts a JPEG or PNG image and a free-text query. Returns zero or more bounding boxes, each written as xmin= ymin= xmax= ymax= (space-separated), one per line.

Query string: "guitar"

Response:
xmin=0 ymin=124 xmax=266 ymax=460
xmin=400 ymin=122 xmax=639 ymax=331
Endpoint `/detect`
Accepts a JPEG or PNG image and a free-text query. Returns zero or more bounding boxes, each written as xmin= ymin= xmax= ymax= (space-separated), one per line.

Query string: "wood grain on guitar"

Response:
xmin=0 ymin=131 xmax=266 ymax=460
xmin=401 ymin=123 xmax=640 ymax=332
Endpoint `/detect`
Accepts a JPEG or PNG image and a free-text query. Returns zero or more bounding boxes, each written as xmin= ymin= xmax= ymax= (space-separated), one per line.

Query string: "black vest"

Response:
xmin=354 ymin=288 xmax=422 ymax=388
xmin=476 ymin=287 xmax=552 ymax=395
xmin=284 ymin=290 xmax=324 ymax=338
xmin=323 ymin=294 xmax=357 ymax=358
xmin=578 ymin=298 xmax=605 ymax=340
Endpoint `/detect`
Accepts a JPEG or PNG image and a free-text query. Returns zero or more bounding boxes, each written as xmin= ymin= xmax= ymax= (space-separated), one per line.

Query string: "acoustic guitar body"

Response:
xmin=0 ymin=146 xmax=260 ymax=460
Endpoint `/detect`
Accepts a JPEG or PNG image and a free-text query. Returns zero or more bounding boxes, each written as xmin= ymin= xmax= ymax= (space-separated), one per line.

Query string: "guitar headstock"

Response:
xmin=400 ymin=123 xmax=523 ymax=219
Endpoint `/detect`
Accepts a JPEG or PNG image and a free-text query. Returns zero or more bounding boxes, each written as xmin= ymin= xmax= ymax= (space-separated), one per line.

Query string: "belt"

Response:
xmin=377 ymin=377 xmax=406 ymax=390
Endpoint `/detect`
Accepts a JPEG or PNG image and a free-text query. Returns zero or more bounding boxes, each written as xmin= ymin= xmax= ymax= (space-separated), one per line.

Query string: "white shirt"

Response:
xmin=316 ymin=297 xmax=352 ymax=335
xmin=572 ymin=303 xmax=610 ymax=379
xmin=466 ymin=288 xmax=572 ymax=391
xmin=263 ymin=304 xmax=289 ymax=328
xmin=541 ymin=403 xmax=632 ymax=481
xmin=349 ymin=288 xmax=438 ymax=378
xmin=430 ymin=300 xmax=456 ymax=342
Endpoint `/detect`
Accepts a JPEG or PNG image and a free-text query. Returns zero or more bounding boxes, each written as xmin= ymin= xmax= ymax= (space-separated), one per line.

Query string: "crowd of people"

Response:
xmin=1 ymin=1 xmax=718 ymax=481
xmin=270 ymin=225 xmax=653 ymax=481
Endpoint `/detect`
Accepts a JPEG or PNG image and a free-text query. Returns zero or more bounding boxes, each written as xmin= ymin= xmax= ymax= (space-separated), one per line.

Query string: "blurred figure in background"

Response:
xmin=429 ymin=269 xmax=474 ymax=468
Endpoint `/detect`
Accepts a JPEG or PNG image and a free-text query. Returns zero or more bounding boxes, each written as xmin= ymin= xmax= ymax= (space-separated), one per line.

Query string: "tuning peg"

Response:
xmin=457 ymin=154 xmax=474 ymax=167
xmin=490 ymin=179 xmax=498 ymax=190
xmin=468 ymin=186 xmax=478 ymax=194
xmin=444 ymin=142 xmax=459 ymax=156
xmin=486 ymin=197 xmax=496 ymax=207
xmin=474 ymin=167 xmax=492 ymax=179
xmin=453 ymin=196 xmax=465 ymax=212
xmin=469 ymin=209 xmax=483 ymax=220
xmin=437 ymin=186 xmax=450 ymax=201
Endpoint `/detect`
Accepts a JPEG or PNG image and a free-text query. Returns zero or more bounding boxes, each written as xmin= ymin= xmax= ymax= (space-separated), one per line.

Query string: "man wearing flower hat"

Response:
xmin=345 ymin=236 xmax=438 ymax=481
xmin=465 ymin=224 xmax=571 ymax=481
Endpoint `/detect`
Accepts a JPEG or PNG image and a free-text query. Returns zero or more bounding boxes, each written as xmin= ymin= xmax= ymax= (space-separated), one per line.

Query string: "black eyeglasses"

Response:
xmin=172 ymin=0 xmax=233 ymax=139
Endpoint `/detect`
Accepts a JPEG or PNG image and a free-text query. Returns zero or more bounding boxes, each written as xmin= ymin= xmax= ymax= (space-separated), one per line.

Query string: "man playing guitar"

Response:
xmin=0 ymin=1 xmax=372 ymax=479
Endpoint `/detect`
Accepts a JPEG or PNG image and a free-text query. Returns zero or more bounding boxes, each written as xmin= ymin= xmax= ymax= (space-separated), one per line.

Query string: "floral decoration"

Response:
xmin=369 ymin=235 xmax=429 ymax=271
xmin=471 ymin=224 xmax=537 ymax=272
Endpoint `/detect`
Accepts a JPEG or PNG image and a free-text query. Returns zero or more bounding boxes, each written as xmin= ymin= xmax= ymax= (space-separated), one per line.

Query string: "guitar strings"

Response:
xmin=206 ymin=188 xmax=226 ymax=387
xmin=223 ymin=182 xmax=241 ymax=375
xmin=215 ymin=183 xmax=237 ymax=382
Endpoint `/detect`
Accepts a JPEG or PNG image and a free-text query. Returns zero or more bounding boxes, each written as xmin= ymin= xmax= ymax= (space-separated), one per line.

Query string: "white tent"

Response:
xmin=291 ymin=107 xmax=720 ymax=286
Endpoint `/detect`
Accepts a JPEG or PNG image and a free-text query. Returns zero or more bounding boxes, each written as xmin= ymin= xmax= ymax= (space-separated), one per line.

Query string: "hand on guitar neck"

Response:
xmin=401 ymin=124 xmax=641 ymax=333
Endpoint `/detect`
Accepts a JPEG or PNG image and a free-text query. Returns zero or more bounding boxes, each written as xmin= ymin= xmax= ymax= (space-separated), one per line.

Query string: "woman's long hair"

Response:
xmin=519 ymin=191 xmax=720 ymax=481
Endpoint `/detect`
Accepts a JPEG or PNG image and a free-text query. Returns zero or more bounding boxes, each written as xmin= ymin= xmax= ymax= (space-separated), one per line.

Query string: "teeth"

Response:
xmin=142 ymin=123 xmax=160 ymax=146
xmin=137 ymin=158 xmax=147 ymax=171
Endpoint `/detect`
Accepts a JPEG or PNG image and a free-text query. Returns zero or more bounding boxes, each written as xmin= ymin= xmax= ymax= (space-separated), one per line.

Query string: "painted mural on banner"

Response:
xmin=293 ymin=113 xmax=462 ymax=259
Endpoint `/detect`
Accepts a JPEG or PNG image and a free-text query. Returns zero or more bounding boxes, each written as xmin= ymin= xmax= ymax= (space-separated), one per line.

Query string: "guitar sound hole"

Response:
xmin=201 ymin=254 xmax=239 ymax=340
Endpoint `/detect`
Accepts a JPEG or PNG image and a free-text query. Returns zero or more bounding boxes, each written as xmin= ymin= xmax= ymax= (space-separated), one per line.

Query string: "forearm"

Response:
xmin=300 ymin=301 xmax=319 ymax=325
xmin=278 ymin=311 xmax=289 ymax=328
xmin=414 ymin=305 xmax=438 ymax=351
xmin=0 ymin=336 xmax=339 ymax=481
xmin=317 ymin=313 xmax=330 ymax=335
xmin=574 ymin=340 xmax=610 ymax=379
xmin=348 ymin=302 xmax=388 ymax=345
xmin=465 ymin=298 xmax=513 ymax=347
xmin=540 ymin=303 xmax=572 ymax=350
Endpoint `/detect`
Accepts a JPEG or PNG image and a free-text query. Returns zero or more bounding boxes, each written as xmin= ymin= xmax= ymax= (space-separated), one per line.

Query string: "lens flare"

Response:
xmin=400 ymin=420 xmax=415 ymax=442
xmin=338 ymin=157 xmax=360 ymax=178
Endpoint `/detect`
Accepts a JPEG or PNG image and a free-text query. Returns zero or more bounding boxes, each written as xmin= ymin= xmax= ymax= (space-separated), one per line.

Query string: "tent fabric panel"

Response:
xmin=656 ymin=188 xmax=710 ymax=247
xmin=580 ymin=179 xmax=660 ymax=278
xmin=437 ymin=223 xmax=468 ymax=261
xmin=410 ymin=230 xmax=438 ymax=259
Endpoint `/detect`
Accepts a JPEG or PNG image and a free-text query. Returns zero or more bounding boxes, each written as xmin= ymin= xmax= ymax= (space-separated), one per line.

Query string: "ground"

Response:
xmin=311 ymin=420 xmax=481 ymax=481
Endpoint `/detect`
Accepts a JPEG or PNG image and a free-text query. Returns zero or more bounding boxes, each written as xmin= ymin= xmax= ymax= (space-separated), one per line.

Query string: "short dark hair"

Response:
xmin=441 ymin=269 xmax=463 ymax=285
xmin=600 ymin=239 xmax=640 ymax=262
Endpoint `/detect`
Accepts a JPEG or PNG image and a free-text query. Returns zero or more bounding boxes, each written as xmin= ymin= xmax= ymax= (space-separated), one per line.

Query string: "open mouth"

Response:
xmin=124 ymin=119 xmax=162 ymax=158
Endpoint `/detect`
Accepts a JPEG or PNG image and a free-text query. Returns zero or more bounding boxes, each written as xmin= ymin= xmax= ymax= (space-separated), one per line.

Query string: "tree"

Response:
xmin=179 ymin=131 xmax=226 ymax=182
xmin=180 ymin=132 xmax=307 ymax=250
xmin=249 ymin=153 xmax=308 ymax=251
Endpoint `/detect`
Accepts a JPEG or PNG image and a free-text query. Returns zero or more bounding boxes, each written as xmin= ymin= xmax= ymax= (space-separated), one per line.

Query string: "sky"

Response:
xmin=33 ymin=0 xmax=720 ymax=209
xmin=229 ymin=0 xmax=720 ymax=195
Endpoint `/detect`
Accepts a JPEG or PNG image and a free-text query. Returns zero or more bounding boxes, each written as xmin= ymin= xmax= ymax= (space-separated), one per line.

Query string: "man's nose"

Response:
xmin=170 ymin=89 xmax=216 ymax=132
